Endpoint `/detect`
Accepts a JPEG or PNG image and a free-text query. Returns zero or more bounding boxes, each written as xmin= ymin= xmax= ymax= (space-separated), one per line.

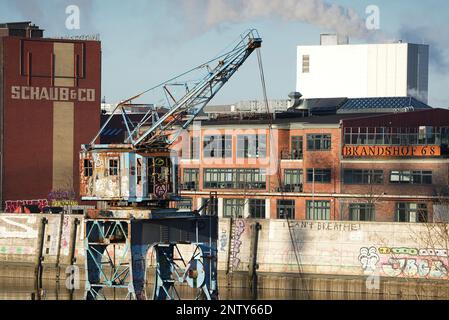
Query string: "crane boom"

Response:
xmin=87 ymin=29 xmax=262 ymax=150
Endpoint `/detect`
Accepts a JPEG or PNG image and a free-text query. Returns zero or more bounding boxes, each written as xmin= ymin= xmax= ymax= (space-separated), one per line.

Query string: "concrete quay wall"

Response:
xmin=0 ymin=214 xmax=448 ymax=285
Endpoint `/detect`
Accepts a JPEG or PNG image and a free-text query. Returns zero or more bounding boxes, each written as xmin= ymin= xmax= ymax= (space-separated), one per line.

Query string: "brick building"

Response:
xmin=176 ymin=100 xmax=449 ymax=223
xmin=0 ymin=22 xmax=101 ymax=211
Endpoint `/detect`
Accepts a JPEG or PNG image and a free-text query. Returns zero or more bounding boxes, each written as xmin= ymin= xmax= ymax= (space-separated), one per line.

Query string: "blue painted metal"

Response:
xmin=84 ymin=213 xmax=219 ymax=300
xmin=84 ymin=220 xmax=135 ymax=300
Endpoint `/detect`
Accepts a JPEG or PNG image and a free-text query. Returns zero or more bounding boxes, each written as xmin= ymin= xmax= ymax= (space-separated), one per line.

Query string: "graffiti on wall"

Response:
xmin=4 ymin=199 xmax=49 ymax=213
xmin=92 ymin=153 xmax=104 ymax=168
xmin=4 ymin=188 xmax=77 ymax=213
xmin=0 ymin=216 xmax=38 ymax=238
xmin=358 ymin=247 xmax=380 ymax=273
xmin=47 ymin=189 xmax=76 ymax=202
xmin=290 ymin=221 xmax=361 ymax=232
xmin=219 ymin=230 xmax=228 ymax=252
xmin=359 ymin=246 xmax=449 ymax=280
xmin=60 ymin=216 xmax=72 ymax=256
xmin=48 ymin=189 xmax=77 ymax=207
xmin=230 ymin=219 xmax=246 ymax=270
xmin=51 ymin=200 xmax=78 ymax=207
xmin=0 ymin=246 xmax=35 ymax=255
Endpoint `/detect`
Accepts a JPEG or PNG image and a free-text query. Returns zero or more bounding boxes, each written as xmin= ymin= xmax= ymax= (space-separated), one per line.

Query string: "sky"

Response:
xmin=1 ymin=0 xmax=449 ymax=107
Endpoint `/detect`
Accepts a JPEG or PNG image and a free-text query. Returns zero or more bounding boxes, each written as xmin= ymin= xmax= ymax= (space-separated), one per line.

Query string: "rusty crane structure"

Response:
xmin=80 ymin=30 xmax=263 ymax=300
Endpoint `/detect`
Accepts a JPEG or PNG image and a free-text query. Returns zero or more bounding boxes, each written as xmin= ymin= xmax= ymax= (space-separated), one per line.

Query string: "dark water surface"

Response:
xmin=0 ymin=277 xmax=313 ymax=300
xmin=1 ymin=274 xmax=446 ymax=300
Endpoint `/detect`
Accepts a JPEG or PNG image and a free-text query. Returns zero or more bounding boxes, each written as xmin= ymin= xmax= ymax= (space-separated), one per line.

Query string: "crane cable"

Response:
xmin=256 ymin=48 xmax=311 ymax=299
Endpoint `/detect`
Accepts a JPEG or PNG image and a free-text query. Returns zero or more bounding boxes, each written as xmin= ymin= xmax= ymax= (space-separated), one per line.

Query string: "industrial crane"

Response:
xmin=80 ymin=29 xmax=262 ymax=205
xmin=81 ymin=30 xmax=263 ymax=300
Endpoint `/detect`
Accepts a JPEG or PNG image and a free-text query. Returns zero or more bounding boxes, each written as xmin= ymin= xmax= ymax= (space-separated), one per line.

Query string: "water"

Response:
xmin=1 ymin=273 xmax=447 ymax=300
xmin=0 ymin=278 xmax=308 ymax=300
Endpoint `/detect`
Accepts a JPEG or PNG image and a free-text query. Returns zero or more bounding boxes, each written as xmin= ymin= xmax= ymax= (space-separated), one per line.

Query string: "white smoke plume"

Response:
xmin=399 ymin=25 xmax=449 ymax=70
xmin=176 ymin=0 xmax=372 ymax=39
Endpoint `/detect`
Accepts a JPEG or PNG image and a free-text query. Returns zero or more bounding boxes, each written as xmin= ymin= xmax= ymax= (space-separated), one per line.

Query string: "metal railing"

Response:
xmin=276 ymin=184 xmax=304 ymax=193
xmin=281 ymin=150 xmax=303 ymax=160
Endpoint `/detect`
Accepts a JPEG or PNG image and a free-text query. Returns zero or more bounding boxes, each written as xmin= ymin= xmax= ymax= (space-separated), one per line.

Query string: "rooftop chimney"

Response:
xmin=320 ymin=33 xmax=349 ymax=45
xmin=0 ymin=21 xmax=44 ymax=38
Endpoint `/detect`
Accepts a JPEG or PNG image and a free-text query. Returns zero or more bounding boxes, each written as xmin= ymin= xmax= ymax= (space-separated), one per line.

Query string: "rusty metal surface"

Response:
xmin=80 ymin=148 xmax=175 ymax=202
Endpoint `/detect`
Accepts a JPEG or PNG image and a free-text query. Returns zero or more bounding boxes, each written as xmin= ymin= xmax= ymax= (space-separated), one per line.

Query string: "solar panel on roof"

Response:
xmin=339 ymin=97 xmax=430 ymax=112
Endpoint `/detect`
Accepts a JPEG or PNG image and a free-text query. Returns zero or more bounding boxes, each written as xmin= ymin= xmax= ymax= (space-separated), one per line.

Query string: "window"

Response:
xmin=236 ymin=169 xmax=267 ymax=189
xmin=343 ymin=169 xmax=384 ymax=184
xmin=302 ymin=55 xmax=310 ymax=73
xmin=108 ymin=159 xmax=118 ymax=176
xmin=306 ymin=169 xmax=331 ymax=183
xmin=237 ymin=135 xmax=266 ymax=158
xmin=306 ymin=201 xmax=331 ymax=220
xmin=84 ymin=159 xmax=93 ymax=177
xmin=344 ymin=127 xmax=442 ymax=146
xmin=349 ymin=203 xmax=375 ymax=221
xmin=291 ymin=136 xmax=303 ymax=159
xmin=396 ymin=203 xmax=428 ymax=223
xmin=183 ymin=136 xmax=199 ymax=160
xmin=277 ymin=200 xmax=295 ymax=219
xmin=202 ymin=197 xmax=218 ymax=216
xmin=177 ymin=198 xmax=192 ymax=211
xmin=183 ymin=168 xmax=199 ymax=190
xmin=203 ymin=168 xmax=266 ymax=190
xmin=283 ymin=169 xmax=303 ymax=192
xmin=307 ymin=134 xmax=331 ymax=150
xmin=203 ymin=135 xmax=232 ymax=158
xmin=249 ymin=199 xmax=266 ymax=219
xmin=223 ymin=198 xmax=244 ymax=218
xmin=389 ymin=170 xmax=432 ymax=185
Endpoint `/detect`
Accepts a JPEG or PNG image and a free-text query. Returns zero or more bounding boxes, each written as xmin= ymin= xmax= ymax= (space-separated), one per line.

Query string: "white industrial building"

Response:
xmin=297 ymin=34 xmax=429 ymax=103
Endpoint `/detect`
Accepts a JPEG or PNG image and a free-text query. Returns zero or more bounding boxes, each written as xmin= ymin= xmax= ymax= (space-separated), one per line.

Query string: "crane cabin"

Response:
xmin=80 ymin=145 xmax=177 ymax=203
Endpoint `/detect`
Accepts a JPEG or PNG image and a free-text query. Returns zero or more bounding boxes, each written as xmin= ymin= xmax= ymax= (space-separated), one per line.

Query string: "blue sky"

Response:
xmin=1 ymin=0 xmax=449 ymax=107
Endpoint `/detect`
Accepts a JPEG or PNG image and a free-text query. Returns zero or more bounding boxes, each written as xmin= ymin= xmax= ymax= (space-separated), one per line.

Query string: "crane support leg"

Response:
xmin=84 ymin=213 xmax=219 ymax=300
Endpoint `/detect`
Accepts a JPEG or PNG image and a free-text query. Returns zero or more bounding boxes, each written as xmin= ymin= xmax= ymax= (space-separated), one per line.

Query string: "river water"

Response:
xmin=0 ymin=277 xmax=409 ymax=300
xmin=1 ymin=273 xmax=446 ymax=300
xmin=0 ymin=278 xmax=313 ymax=300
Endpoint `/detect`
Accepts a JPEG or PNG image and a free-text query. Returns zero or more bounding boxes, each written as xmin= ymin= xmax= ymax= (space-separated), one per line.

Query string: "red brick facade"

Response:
xmin=178 ymin=110 xmax=449 ymax=223
xmin=0 ymin=34 xmax=101 ymax=207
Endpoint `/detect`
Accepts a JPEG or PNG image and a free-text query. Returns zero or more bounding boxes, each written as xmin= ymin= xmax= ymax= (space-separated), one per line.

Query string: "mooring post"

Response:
xmin=225 ymin=217 xmax=234 ymax=276
xmin=55 ymin=212 xmax=65 ymax=284
xmin=248 ymin=222 xmax=261 ymax=298
xmin=34 ymin=216 xmax=48 ymax=300
xmin=68 ymin=218 xmax=80 ymax=300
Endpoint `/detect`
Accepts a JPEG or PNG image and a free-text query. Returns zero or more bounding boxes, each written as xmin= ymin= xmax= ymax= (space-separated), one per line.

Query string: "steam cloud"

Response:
xmin=175 ymin=0 xmax=371 ymax=39
xmin=399 ymin=25 xmax=449 ymax=70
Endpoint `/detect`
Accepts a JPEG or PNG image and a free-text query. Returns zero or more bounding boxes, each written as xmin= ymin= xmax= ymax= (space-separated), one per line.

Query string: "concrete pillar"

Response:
xmin=218 ymin=198 xmax=224 ymax=218
xmin=265 ymin=199 xmax=271 ymax=219
xmin=244 ymin=200 xmax=250 ymax=218
xmin=196 ymin=198 xmax=202 ymax=211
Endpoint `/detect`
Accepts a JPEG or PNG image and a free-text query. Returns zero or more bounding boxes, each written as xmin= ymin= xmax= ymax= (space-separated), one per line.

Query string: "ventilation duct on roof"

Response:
xmin=288 ymin=92 xmax=303 ymax=109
